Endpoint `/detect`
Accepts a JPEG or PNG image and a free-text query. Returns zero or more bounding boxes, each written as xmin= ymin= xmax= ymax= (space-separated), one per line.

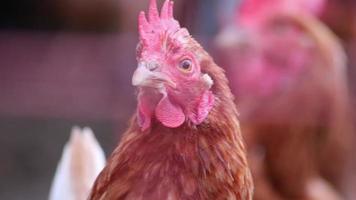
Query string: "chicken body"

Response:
xmin=89 ymin=0 xmax=253 ymax=199
xmin=215 ymin=0 xmax=354 ymax=199
xmin=90 ymin=117 xmax=252 ymax=200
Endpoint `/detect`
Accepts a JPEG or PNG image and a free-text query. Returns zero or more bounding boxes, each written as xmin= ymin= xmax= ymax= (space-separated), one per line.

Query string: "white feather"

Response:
xmin=49 ymin=126 xmax=106 ymax=200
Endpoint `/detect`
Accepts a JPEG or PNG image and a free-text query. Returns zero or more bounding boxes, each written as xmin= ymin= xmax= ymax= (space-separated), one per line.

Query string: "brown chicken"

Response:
xmin=215 ymin=0 xmax=354 ymax=199
xmin=88 ymin=0 xmax=253 ymax=199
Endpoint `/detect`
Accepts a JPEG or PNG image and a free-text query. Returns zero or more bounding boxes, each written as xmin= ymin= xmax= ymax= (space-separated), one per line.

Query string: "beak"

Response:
xmin=132 ymin=64 xmax=176 ymax=88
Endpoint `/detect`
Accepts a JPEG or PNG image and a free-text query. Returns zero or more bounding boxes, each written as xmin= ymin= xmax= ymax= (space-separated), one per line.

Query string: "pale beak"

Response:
xmin=132 ymin=64 xmax=176 ymax=88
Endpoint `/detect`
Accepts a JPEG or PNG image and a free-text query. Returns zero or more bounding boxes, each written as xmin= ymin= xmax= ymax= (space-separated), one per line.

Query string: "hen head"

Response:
xmin=235 ymin=0 xmax=325 ymax=98
xmin=238 ymin=16 xmax=317 ymax=98
xmin=215 ymin=0 xmax=326 ymax=99
xmin=132 ymin=0 xmax=214 ymax=131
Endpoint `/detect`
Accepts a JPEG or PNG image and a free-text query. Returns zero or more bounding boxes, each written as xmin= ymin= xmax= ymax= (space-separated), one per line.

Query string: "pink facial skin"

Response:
xmin=135 ymin=0 xmax=214 ymax=131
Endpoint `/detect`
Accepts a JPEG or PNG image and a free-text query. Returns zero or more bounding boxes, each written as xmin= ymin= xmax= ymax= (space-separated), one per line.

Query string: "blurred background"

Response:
xmin=0 ymin=0 xmax=355 ymax=199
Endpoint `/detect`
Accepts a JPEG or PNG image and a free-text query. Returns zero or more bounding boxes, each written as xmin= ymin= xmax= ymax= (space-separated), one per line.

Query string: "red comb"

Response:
xmin=238 ymin=0 xmax=325 ymax=27
xmin=138 ymin=0 xmax=181 ymax=46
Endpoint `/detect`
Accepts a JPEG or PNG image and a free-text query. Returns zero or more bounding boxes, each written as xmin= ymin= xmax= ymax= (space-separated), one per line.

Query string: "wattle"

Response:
xmin=155 ymin=95 xmax=186 ymax=128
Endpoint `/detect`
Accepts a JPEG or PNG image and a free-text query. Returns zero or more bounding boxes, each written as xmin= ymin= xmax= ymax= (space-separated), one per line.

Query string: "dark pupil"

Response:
xmin=181 ymin=60 xmax=191 ymax=70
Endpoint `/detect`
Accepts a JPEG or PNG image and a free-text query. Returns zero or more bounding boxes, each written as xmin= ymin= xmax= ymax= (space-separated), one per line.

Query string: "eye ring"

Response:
xmin=178 ymin=59 xmax=193 ymax=73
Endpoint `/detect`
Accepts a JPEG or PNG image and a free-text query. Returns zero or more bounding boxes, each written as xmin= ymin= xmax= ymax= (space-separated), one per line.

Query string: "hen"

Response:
xmin=215 ymin=0 xmax=354 ymax=199
xmin=88 ymin=0 xmax=253 ymax=199
xmin=49 ymin=127 xmax=106 ymax=200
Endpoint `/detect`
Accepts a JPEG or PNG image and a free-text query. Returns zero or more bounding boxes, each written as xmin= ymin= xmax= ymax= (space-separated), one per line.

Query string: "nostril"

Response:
xmin=147 ymin=62 xmax=159 ymax=71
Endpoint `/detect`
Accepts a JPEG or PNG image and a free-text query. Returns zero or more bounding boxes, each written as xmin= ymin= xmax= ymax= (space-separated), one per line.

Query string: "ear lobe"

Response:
xmin=202 ymin=73 xmax=214 ymax=89
xmin=188 ymin=90 xmax=215 ymax=125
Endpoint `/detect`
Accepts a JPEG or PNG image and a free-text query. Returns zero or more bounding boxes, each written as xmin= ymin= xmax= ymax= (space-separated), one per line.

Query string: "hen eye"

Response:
xmin=178 ymin=59 xmax=193 ymax=72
